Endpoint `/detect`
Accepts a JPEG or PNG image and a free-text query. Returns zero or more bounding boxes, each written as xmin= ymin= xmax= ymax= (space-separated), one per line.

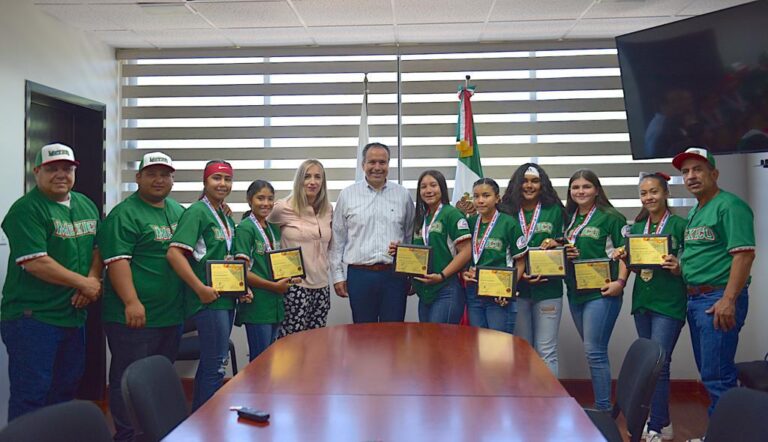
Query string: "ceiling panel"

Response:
xmin=292 ymin=0 xmax=393 ymax=26
xmin=37 ymin=4 xmax=123 ymax=30
xmin=311 ymin=25 xmax=396 ymax=45
xmin=222 ymin=27 xmax=315 ymax=47
xmin=91 ymin=4 xmax=213 ymax=31
xmin=137 ymin=28 xmax=231 ymax=48
xmin=397 ymin=23 xmax=483 ymax=43
xmin=191 ymin=1 xmax=302 ymax=29
xmin=89 ymin=30 xmax=153 ymax=48
xmin=566 ymin=16 xmax=680 ymax=39
xmin=584 ymin=0 xmax=692 ymax=19
xmin=488 ymin=0 xmax=595 ymax=22
xmin=677 ymin=0 xmax=754 ymax=16
xmin=394 ymin=0 xmax=495 ymax=24
xmin=482 ymin=20 xmax=575 ymax=41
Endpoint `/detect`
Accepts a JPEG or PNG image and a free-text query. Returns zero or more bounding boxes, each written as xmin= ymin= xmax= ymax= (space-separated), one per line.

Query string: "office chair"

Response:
xmin=176 ymin=318 xmax=239 ymax=376
xmin=584 ymin=338 xmax=665 ymax=442
xmin=0 ymin=400 xmax=112 ymax=442
xmin=121 ymin=355 xmax=189 ymax=442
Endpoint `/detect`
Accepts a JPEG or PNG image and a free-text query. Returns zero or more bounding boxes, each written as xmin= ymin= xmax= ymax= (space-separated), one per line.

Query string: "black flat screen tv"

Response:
xmin=616 ymin=0 xmax=768 ymax=160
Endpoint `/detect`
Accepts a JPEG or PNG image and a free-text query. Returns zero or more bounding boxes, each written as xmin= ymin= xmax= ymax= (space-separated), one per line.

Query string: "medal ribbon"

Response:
xmin=422 ymin=204 xmax=443 ymax=246
xmin=518 ymin=202 xmax=542 ymax=245
xmin=472 ymin=210 xmax=500 ymax=264
xmin=202 ymin=195 xmax=233 ymax=253
xmin=644 ymin=210 xmax=670 ymax=235
xmin=249 ymin=213 xmax=276 ymax=252
xmin=565 ymin=205 xmax=597 ymax=244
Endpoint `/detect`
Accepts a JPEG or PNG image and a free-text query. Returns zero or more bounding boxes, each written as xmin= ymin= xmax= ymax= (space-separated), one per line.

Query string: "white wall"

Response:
xmin=0 ymin=1 xmax=119 ymax=425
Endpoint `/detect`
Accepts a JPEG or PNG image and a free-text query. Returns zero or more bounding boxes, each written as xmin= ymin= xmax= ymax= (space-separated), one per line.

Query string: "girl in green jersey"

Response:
xmin=564 ymin=169 xmax=628 ymax=412
xmin=500 ymin=163 xmax=566 ymax=376
xmin=394 ymin=170 xmax=471 ymax=324
xmin=234 ymin=180 xmax=299 ymax=361
xmin=167 ymin=160 xmax=250 ymax=410
xmin=462 ymin=178 xmax=527 ymax=333
xmin=615 ymin=172 xmax=686 ymax=441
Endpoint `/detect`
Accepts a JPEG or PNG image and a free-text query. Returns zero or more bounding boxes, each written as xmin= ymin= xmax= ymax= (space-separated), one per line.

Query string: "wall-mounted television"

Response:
xmin=616 ymin=0 xmax=768 ymax=160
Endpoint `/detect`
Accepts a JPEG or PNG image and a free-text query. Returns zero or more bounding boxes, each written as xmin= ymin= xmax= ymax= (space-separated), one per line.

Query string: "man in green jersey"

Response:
xmin=98 ymin=152 xmax=185 ymax=441
xmin=672 ymin=147 xmax=755 ymax=417
xmin=1 ymin=144 xmax=101 ymax=421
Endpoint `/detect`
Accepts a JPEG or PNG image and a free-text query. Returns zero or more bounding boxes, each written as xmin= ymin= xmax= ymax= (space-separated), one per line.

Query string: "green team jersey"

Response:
xmin=233 ymin=217 xmax=284 ymax=325
xmin=468 ymin=212 xmax=527 ymax=269
xmin=629 ymin=214 xmax=687 ymax=321
xmin=98 ymin=193 xmax=186 ymax=327
xmin=565 ymin=207 xmax=627 ymax=304
xmin=680 ymin=190 xmax=755 ymax=286
xmin=515 ymin=204 xmax=566 ymax=302
xmin=1 ymin=188 xmax=99 ymax=327
xmin=412 ymin=204 xmax=471 ymax=305
xmin=170 ymin=199 xmax=236 ymax=316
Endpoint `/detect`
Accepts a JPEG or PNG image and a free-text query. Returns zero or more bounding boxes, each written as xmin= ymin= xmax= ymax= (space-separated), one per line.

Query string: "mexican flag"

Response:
xmin=355 ymin=75 xmax=369 ymax=182
xmin=451 ymin=85 xmax=483 ymax=204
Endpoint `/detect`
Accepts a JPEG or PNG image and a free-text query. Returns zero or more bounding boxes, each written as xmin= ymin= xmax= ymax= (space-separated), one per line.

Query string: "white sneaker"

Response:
xmin=646 ymin=431 xmax=662 ymax=442
xmin=642 ymin=422 xmax=674 ymax=440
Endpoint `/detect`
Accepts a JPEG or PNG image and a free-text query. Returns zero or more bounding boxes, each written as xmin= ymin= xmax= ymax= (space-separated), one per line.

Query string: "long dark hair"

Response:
xmin=565 ymin=169 xmax=614 ymax=216
xmin=413 ymin=170 xmax=450 ymax=236
xmin=241 ymin=179 xmax=275 ymax=221
xmin=499 ymin=163 xmax=564 ymax=215
xmin=634 ymin=173 xmax=672 ymax=223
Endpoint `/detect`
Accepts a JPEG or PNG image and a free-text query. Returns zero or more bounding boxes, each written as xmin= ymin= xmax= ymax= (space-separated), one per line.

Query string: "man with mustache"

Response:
xmin=670 ymin=147 xmax=755 ymax=424
xmin=0 ymin=143 xmax=101 ymax=421
xmin=330 ymin=142 xmax=415 ymax=323
xmin=97 ymin=152 xmax=185 ymax=441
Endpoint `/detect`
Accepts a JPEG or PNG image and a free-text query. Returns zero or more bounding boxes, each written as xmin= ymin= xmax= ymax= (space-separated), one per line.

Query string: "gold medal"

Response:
xmin=640 ymin=269 xmax=653 ymax=282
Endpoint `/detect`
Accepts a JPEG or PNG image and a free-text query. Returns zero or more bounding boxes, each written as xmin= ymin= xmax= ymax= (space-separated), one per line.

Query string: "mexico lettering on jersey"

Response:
xmin=53 ymin=219 xmax=97 ymax=238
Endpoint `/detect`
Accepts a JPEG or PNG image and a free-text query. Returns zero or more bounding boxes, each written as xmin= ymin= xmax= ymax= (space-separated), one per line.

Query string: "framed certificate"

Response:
xmin=394 ymin=244 xmax=432 ymax=276
xmin=476 ymin=266 xmax=517 ymax=298
xmin=572 ymin=258 xmax=612 ymax=292
xmin=206 ymin=260 xmax=247 ymax=297
xmin=267 ymin=247 xmax=306 ymax=281
xmin=625 ymin=234 xmax=671 ymax=268
xmin=525 ymin=247 xmax=567 ymax=278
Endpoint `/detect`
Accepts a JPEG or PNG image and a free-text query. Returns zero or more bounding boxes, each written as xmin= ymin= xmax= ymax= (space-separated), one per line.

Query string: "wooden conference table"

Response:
xmin=164 ymin=323 xmax=604 ymax=441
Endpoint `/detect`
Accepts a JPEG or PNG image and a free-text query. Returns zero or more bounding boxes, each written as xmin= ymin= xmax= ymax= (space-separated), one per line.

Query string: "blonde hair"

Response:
xmin=290 ymin=159 xmax=330 ymax=216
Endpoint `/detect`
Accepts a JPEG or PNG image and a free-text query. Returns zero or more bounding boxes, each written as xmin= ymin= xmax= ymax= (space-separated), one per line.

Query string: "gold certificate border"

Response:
xmin=205 ymin=259 xmax=247 ymax=297
xmin=525 ymin=247 xmax=567 ymax=278
xmin=476 ymin=266 xmax=517 ymax=298
xmin=572 ymin=259 xmax=612 ymax=292
xmin=393 ymin=244 xmax=432 ymax=276
xmin=267 ymin=247 xmax=306 ymax=281
xmin=625 ymin=234 xmax=671 ymax=269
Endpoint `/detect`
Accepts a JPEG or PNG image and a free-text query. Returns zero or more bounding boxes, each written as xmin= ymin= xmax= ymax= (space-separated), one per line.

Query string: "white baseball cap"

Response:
xmin=35 ymin=143 xmax=79 ymax=167
xmin=139 ymin=152 xmax=175 ymax=171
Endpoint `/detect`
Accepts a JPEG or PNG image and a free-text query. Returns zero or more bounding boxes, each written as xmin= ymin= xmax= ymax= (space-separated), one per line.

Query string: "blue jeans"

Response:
xmin=687 ymin=287 xmax=748 ymax=415
xmin=190 ymin=308 xmax=234 ymax=411
xmin=516 ymin=297 xmax=563 ymax=376
xmin=0 ymin=317 xmax=85 ymax=422
xmin=465 ymin=283 xmax=516 ymax=333
xmin=569 ymin=296 xmax=622 ymax=411
xmin=347 ymin=267 xmax=408 ymax=323
xmin=634 ymin=311 xmax=684 ymax=432
xmin=104 ymin=322 xmax=183 ymax=442
xmin=418 ymin=278 xmax=465 ymax=324
xmin=245 ymin=323 xmax=280 ymax=362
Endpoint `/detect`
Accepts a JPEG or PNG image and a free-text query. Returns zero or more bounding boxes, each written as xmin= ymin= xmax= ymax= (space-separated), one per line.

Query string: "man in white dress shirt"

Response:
xmin=330 ymin=142 xmax=415 ymax=323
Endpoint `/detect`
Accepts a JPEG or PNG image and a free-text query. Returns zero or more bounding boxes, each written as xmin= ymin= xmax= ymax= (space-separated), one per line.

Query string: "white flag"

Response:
xmin=355 ymin=76 xmax=369 ymax=182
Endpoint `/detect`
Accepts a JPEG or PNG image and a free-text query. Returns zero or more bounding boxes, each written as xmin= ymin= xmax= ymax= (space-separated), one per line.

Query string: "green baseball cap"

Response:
xmin=35 ymin=143 xmax=79 ymax=167
xmin=672 ymin=147 xmax=716 ymax=170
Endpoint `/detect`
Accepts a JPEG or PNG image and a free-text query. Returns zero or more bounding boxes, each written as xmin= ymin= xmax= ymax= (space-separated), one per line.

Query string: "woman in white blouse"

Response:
xmin=268 ymin=159 xmax=333 ymax=336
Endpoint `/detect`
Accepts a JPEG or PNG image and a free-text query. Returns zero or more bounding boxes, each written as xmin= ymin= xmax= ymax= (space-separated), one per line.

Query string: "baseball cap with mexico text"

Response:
xmin=35 ymin=143 xmax=79 ymax=167
xmin=672 ymin=147 xmax=716 ymax=170
xmin=139 ymin=152 xmax=175 ymax=172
